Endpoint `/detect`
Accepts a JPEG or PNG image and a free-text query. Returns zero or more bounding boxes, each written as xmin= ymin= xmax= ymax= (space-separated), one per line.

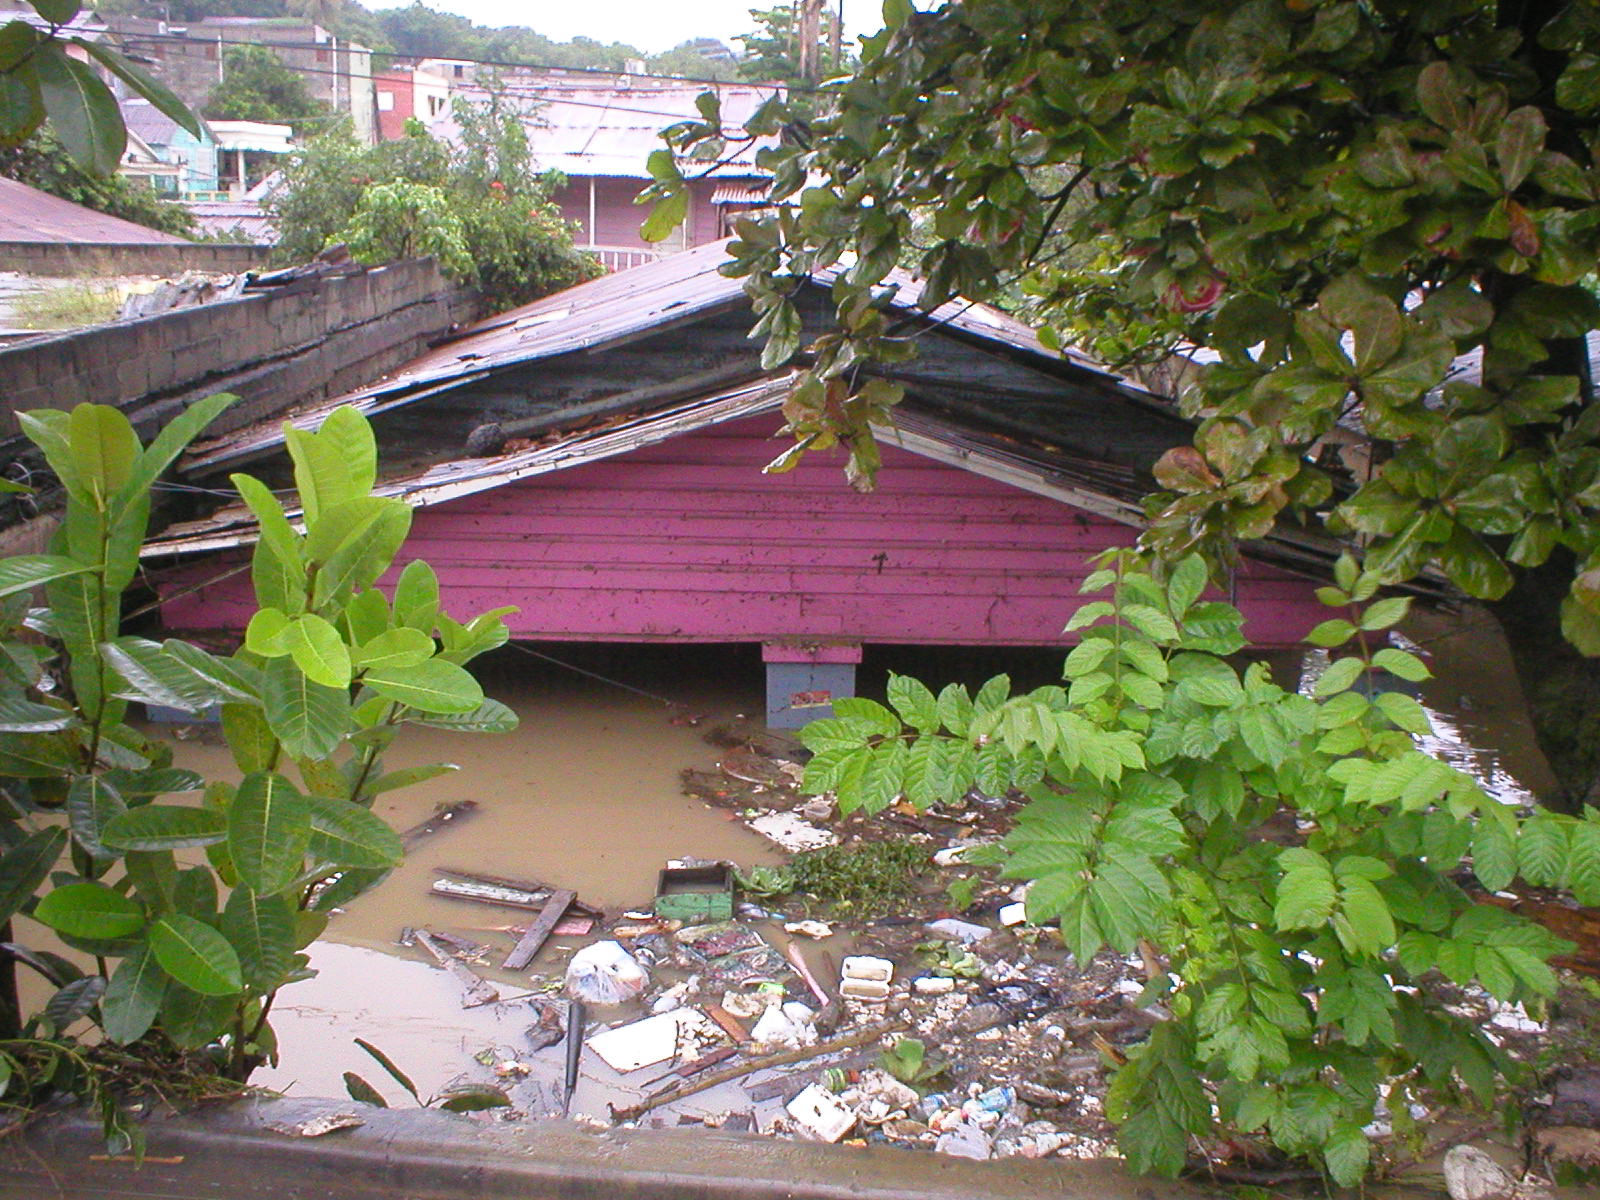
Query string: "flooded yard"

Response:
xmin=17 ymin=609 xmax=1585 ymax=1189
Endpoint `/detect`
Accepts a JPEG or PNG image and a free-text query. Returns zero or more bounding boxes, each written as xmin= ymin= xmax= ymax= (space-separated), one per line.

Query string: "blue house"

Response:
xmin=119 ymin=97 xmax=220 ymax=198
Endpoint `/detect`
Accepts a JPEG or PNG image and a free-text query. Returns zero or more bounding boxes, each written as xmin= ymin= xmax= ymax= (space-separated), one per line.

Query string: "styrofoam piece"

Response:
xmin=839 ymin=977 xmax=891 ymax=1002
xmin=998 ymin=902 xmax=1027 ymax=926
xmin=787 ymin=1083 xmax=857 ymax=1142
xmin=840 ymin=955 xmax=893 ymax=982
xmin=586 ymin=1007 xmax=714 ymax=1073
xmin=747 ymin=811 xmax=838 ymax=852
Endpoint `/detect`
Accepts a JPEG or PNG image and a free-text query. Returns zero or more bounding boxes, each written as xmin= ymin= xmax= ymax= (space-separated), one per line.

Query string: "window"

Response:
xmin=377 ymin=91 xmax=395 ymax=111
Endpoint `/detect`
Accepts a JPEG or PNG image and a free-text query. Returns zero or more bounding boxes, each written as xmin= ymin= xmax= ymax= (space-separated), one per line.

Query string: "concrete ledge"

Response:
xmin=0 ymin=1095 xmax=1225 ymax=1200
xmin=0 ymin=241 xmax=271 ymax=277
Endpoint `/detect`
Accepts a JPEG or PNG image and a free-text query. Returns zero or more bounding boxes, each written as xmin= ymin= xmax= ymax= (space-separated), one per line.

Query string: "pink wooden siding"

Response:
xmin=160 ymin=415 xmax=1326 ymax=648
xmin=555 ymin=176 xmax=726 ymax=253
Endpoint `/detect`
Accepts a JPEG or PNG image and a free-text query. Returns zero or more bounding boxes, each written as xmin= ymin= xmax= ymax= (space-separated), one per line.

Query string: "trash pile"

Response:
xmin=380 ymin=730 xmax=1173 ymax=1163
xmin=382 ymin=727 xmax=1600 ymax=1183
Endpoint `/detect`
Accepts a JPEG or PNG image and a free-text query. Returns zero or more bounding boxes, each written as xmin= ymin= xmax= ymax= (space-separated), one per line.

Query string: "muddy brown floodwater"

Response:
xmin=169 ymin=645 xmax=789 ymax=1105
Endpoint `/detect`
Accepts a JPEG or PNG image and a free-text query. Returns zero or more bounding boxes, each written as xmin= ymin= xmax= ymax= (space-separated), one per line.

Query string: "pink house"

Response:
xmin=146 ymin=244 xmax=1330 ymax=726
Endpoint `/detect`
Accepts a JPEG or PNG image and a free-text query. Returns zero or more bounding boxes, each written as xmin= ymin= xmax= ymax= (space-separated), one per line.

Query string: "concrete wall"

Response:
xmin=0 ymin=241 xmax=270 ymax=278
xmin=0 ymin=258 xmax=473 ymax=446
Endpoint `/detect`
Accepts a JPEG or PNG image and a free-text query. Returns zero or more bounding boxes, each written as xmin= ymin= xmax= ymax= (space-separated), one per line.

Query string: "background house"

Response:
xmin=146 ymin=244 xmax=1331 ymax=726
xmin=435 ymin=72 xmax=778 ymax=272
xmin=119 ymin=97 xmax=220 ymax=198
xmin=103 ymin=16 xmax=377 ymax=144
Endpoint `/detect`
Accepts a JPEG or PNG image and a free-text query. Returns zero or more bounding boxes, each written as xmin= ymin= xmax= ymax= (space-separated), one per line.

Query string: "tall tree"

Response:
xmin=654 ymin=0 xmax=1600 ymax=812
xmin=205 ymin=44 xmax=330 ymax=135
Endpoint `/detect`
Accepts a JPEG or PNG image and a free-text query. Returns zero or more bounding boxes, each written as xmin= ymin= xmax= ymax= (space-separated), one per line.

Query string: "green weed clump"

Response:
xmin=789 ymin=837 xmax=928 ymax=909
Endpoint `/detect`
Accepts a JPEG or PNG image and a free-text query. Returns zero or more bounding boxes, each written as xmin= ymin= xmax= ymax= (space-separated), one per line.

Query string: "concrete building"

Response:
xmin=103 ymin=16 xmax=377 ymax=145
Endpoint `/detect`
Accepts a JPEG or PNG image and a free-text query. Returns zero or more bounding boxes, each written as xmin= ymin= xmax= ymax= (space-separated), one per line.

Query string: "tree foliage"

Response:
xmin=271 ymin=103 xmax=598 ymax=311
xmin=205 ymin=44 xmax=330 ymax=135
xmin=0 ymin=0 xmax=203 ymax=174
xmin=807 ymin=553 xmax=1592 ymax=1181
xmin=0 ymin=399 xmax=516 ymax=1150
xmin=649 ymin=0 xmax=1600 ymax=807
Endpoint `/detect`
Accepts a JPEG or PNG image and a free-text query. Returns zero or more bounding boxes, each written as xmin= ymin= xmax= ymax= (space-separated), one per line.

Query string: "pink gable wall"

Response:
xmin=159 ymin=414 xmax=1326 ymax=648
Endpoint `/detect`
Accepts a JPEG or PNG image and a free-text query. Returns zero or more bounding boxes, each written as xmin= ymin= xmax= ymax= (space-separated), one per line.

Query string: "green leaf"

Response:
xmin=221 ymin=702 xmax=277 ymax=773
xmin=33 ymin=881 xmax=144 ymax=940
xmin=311 ymin=499 xmax=412 ymax=607
xmin=101 ymin=804 xmax=227 ymax=852
xmin=303 ymin=795 xmax=403 ymax=870
xmin=0 ymin=694 xmax=70 ymax=735
xmin=261 ymin=656 xmax=349 ymax=760
xmin=1275 ymin=851 xmax=1335 ymax=930
xmin=1323 ymin=1123 xmax=1372 ymax=1187
xmin=354 ymin=628 xmax=434 ymax=671
xmin=641 ymin=187 xmax=689 ymax=243
xmin=1472 ymin=818 xmax=1518 ymax=893
xmin=354 ymin=1037 xmax=421 ymax=1104
xmin=1166 ymin=556 xmax=1208 ymax=617
xmin=1306 ymin=618 xmax=1357 ymax=648
xmin=102 ymin=636 xmax=220 ymax=712
xmin=383 ymin=564 xmax=436 ymax=636
xmin=1314 ymin=656 xmax=1364 ymax=698
xmin=232 ymin=474 xmax=304 ymax=580
xmin=886 ymin=673 xmax=939 ymax=732
xmin=1360 ymin=596 xmax=1410 ymax=630
xmin=0 ymin=554 xmax=90 ymax=599
xmin=221 ymin=886 xmax=295 ymax=991
xmin=67 ymin=774 xmax=127 ymax=860
xmin=1372 ymin=648 xmax=1430 ymax=682
xmin=403 ymin=698 xmax=518 ymax=733
xmin=149 ymin=913 xmax=242 ymax=996
xmin=228 ymin=772 xmax=311 ymax=895
xmin=101 ymin=946 xmax=167 ymax=1045
xmin=160 ymin=984 xmax=234 ymax=1049
xmin=436 ymin=1084 xmax=513 ymax=1112
xmin=360 ymin=762 xmax=458 ymax=799
xmin=283 ymin=614 xmax=353 ymax=689
xmin=0 ymin=826 xmax=67 ymax=925
xmin=364 ymin=658 xmax=484 ymax=714
xmin=45 ymin=974 xmax=105 ymax=1030
xmin=117 ymin=391 xmax=234 ymax=511
xmin=34 ymin=44 xmax=124 ymax=178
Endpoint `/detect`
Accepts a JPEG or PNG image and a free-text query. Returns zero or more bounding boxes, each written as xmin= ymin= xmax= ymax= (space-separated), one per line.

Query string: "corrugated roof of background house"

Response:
xmin=0 ymin=177 xmax=190 ymax=245
xmin=441 ymin=75 xmax=777 ymax=179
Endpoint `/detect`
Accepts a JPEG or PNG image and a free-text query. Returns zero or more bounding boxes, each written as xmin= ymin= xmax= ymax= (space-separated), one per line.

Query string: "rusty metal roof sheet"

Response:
xmin=148 ymin=375 xmax=801 ymax=557
xmin=0 ymin=177 xmax=191 ymax=245
xmin=179 ymin=239 xmax=1130 ymax=476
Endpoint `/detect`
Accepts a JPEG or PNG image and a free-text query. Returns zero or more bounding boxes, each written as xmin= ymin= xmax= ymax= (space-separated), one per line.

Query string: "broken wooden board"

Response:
xmin=399 ymin=800 xmax=479 ymax=849
xmin=413 ymin=929 xmax=500 ymax=1008
xmin=433 ymin=868 xmax=603 ymax=918
xmin=503 ymin=888 xmax=576 ymax=971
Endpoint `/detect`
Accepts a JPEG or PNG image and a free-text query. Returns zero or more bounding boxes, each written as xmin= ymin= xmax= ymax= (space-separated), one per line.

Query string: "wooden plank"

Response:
xmin=502 ymin=888 xmax=576 ymax=971
xmin=413 ymin=929 xmax=500 ymax=1008
xmin=399 ymin=799 xmax=479 ymax=848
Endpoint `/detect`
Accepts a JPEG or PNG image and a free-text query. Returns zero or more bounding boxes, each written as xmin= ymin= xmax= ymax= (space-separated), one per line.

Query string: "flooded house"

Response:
xmin=142 ymin=242 xmax=1330 ymax=726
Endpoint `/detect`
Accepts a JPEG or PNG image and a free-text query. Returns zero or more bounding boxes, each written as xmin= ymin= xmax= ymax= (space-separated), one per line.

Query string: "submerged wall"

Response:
xmin=157 ymin=414 xmax=1325 ymax=650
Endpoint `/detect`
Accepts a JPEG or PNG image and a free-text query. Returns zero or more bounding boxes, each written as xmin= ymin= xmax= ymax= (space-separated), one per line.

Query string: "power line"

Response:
xmin=115 ymin=27 xmax=810 ymax=95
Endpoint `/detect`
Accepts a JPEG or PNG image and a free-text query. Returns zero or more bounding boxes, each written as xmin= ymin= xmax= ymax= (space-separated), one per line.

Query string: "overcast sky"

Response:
xmin=368 ymin=1 xmax=889 ymax=56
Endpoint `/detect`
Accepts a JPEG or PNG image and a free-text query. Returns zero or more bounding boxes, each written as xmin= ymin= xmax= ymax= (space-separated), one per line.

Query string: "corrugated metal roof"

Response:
xmin=179 ymin=239 xmax=1130 ymax=476
xmin=0 ymin=177 xmax=191 ymax=245
xmin=440 ymin=77 xmax=777 ymax=179
xmin=148 ymin=375 xmax=800 ymax=556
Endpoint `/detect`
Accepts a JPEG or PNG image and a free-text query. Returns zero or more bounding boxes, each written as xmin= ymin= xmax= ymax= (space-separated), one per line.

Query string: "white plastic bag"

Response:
xmin=564 ymin=940 xmax=649 ymax=1005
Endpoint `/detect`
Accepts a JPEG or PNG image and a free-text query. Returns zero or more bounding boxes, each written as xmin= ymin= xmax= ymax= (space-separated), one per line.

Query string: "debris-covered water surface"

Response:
xmin=186 ymin=642 xmax=1600 ymax=1195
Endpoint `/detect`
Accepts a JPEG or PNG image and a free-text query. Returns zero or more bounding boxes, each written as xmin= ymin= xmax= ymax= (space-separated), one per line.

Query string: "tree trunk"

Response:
xmin=1487 ymin=553 xmax=1600 ymax=814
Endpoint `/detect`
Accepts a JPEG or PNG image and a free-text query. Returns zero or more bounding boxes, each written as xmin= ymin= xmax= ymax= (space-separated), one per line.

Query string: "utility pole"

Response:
xmin=796 ymin=0 xmax=823 ymax=85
